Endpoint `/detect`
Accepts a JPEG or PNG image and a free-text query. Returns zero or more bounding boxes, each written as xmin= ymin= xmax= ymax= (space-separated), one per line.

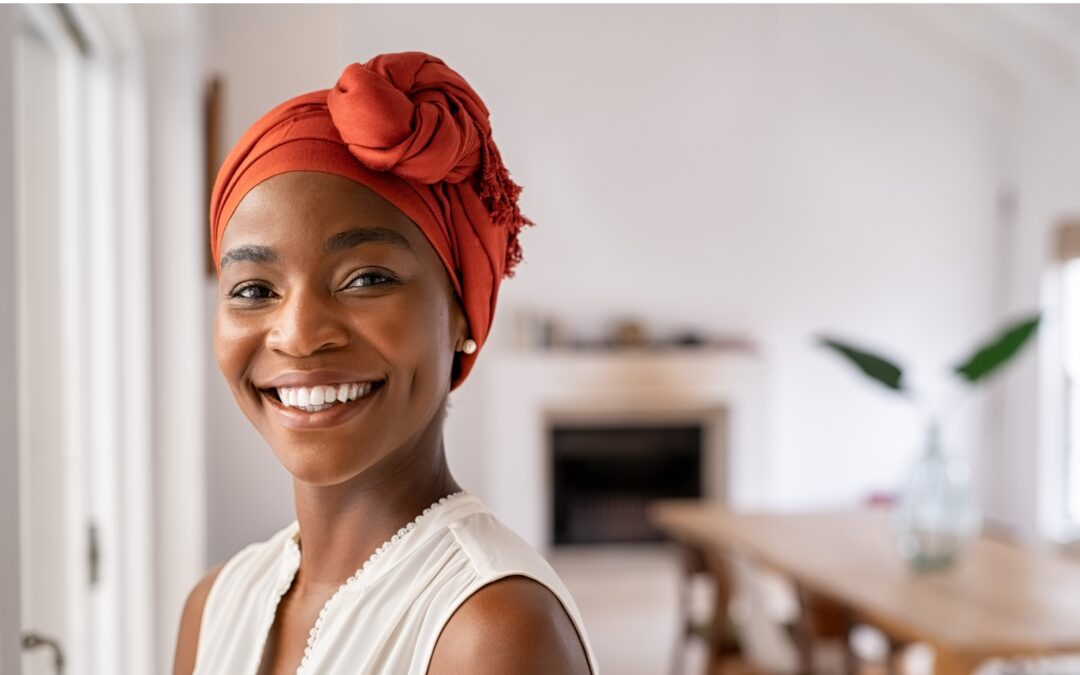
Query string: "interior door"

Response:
xmin=13 ymin=7 xmax=160 ymax=674
xmin=15 ymin=8 xmax=92 ymax=674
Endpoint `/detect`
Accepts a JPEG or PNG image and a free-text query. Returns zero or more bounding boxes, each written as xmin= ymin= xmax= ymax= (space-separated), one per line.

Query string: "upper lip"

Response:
xmin=258 ymin=370 xmax=384 ymax=389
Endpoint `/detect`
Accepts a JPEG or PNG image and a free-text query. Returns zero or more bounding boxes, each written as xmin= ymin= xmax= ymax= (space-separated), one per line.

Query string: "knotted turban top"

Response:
xmin=210 ymin=52 xmax=530 ymax=389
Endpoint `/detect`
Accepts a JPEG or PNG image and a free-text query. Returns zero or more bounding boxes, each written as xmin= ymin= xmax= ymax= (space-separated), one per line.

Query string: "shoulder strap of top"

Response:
xmin=193 ymin=521 xmax=299 ymax=673
xmin=432 ymin=511 xmax=601 ymax=674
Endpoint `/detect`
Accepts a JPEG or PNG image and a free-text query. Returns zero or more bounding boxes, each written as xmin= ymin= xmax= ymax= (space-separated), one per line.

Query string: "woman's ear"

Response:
xmin=448 ymin=294 xmax=471 ymax=384
xmin=450 ymin=294 xmax=470 ymax=349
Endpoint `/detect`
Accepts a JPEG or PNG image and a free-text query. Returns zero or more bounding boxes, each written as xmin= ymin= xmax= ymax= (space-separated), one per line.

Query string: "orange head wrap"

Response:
xmin=210 ymin=52 xmax=530 ymax=389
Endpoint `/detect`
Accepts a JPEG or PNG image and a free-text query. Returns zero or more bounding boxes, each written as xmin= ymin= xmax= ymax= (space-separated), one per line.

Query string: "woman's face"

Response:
xmin=215 ymin=171 xmax=467 ymax=487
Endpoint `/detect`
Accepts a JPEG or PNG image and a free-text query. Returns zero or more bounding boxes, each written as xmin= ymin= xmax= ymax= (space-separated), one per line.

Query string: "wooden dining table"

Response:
xmin=648 ymin=500 xmax=1080 ymax=675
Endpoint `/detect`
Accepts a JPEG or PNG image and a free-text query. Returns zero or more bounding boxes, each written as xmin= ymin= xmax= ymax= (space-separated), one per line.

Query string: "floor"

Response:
xmin=549 ymin=543 xmax=705 ymax=675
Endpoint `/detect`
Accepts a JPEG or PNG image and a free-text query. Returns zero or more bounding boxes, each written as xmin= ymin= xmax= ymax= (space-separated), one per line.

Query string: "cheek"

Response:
xmin=214 ymin=308 xmax=262 ymax=381
xmin=365 ymin=289 xmax=454 ymax=378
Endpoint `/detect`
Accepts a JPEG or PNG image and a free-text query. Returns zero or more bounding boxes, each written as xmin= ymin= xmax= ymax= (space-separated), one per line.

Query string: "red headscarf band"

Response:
xmin=210 ymin=52 xmax=531 ymax=389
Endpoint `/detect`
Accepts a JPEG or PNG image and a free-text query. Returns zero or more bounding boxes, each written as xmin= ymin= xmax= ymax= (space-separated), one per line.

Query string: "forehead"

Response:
xmin=221 ymin=171 xmax=426 ymax=251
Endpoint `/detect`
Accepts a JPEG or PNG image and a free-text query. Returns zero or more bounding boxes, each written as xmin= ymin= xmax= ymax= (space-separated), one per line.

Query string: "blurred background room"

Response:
xmin=5 ymin=4 xmax=1080 ymax=675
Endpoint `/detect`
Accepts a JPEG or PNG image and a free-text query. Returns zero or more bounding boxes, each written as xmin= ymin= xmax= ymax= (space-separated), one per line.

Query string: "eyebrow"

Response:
xmin=324 ymin=227 xmax=414 ymax=255
xmin=219 ymin=227 xmax=414 ymax=269
xmin=220 ymin=245 xmax=276 ymax=268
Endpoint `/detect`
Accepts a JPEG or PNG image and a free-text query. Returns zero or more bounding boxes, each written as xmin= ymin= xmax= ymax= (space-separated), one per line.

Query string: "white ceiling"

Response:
xmin=890 ymin=4 xmax=1080 ymax=91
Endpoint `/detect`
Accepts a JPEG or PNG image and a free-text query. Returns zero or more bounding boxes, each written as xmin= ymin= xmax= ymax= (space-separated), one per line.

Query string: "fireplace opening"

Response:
xmin=551 ymin=423 xmax=703 ymax=545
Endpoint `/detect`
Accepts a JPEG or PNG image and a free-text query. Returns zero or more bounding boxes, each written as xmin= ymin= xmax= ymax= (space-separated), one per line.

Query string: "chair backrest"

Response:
xmin=716 ymin=551 xmax=801 ymax=675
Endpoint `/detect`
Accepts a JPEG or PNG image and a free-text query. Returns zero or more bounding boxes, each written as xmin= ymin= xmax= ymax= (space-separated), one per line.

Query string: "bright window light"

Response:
xmin=1064 ymin=260 xmax=1080 ymax=523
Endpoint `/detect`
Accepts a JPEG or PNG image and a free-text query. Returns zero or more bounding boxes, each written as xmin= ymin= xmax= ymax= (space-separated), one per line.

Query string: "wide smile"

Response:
xmin=257 ymin=380 xmax=386 ymax=431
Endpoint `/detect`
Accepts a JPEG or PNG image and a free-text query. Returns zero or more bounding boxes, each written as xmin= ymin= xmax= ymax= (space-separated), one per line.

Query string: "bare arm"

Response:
xmin=428 ymin=575 xmax=591 ymax=675
xmin=172 ymin=563 xmax=224 ymax=675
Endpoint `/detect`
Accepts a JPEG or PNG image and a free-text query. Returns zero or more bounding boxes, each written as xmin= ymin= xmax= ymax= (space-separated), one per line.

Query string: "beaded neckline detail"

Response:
xmin=286 ymin=490 xmax=468 ymax=675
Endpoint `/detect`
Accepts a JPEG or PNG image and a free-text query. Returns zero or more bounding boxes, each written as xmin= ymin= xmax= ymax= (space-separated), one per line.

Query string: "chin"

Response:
xmin=271 ymin=438 xmax=378 ymax=487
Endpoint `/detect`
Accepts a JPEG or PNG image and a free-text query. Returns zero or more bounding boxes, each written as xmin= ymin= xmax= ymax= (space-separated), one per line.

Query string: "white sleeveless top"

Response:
xmin=193 ymin=491 xmax=599 ymax=674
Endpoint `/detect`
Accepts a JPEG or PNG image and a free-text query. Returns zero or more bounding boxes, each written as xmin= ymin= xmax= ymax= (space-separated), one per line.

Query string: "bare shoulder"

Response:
xmin=428 ymin=575 xmax=591 ymax=675
xmin=172 ymin=562 xmax=225 ymax=675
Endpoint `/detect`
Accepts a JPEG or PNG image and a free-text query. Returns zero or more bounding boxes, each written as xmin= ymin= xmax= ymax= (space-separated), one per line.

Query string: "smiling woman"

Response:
xmin=172 ymin=53 xmax=598 ymax=675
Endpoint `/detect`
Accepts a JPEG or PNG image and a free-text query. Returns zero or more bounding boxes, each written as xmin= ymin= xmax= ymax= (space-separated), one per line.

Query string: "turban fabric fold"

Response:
xmin=210 ymin=52 xmax=530 ymax=389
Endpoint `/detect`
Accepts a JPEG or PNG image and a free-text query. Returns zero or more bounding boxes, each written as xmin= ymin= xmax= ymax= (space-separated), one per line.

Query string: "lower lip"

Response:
xmin=260 ymin=383 xmax=383 ymax=431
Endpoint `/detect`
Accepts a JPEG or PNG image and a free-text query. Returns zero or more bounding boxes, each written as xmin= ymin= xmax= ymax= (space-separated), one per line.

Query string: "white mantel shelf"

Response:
xmin=482 ymin=348 xmax=771 ymax=552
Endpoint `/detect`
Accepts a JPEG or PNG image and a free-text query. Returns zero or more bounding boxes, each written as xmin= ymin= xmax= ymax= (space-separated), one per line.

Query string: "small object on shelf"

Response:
xmin=609 ymin=319 xmax=648 ymax=349
xmin=671 ymin=331 xmax=705 ymax=348
xmin=540 ymin=317 xmax=563 ymax=349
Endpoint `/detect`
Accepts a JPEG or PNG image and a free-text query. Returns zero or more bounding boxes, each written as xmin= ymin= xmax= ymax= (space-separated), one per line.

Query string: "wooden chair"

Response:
xmin=790 ymin=585 xmax=859 ymax=675
xmin=670 ymin=538 xmax=773 ymax=675
xmin=670 ymin=539 xmax=747 ymax=675
xmin=669 ymin=537 xmax=859 ymax=675
xmin=722 ymin=551 xmax=858 ymax=675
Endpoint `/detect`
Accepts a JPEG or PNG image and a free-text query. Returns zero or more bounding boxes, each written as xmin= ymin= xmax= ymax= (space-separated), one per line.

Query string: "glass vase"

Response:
xmin=890 ymin=419 xmax=980 ymax=572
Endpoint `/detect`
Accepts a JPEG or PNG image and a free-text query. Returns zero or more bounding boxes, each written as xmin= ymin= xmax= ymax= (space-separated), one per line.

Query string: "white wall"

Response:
xmin=201 ymin=5 xmax=1014 ymax=560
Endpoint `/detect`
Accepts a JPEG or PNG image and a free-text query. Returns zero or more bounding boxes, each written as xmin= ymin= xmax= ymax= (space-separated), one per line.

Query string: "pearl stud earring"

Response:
xmin=459 ymin=338 xmax=477 ymax=355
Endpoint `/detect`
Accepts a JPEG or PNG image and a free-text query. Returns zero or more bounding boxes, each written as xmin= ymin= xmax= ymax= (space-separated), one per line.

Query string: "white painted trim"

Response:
xmin=68 ymin=6 xmax=157 ymax=673
xmin=81 ymin=17 xmax=125 ymax=675
xmin=0 ymin=8 xmax=23 ymax=674
xmin=112 ymin=11 xmax=157 ymax=675
xmin=129 ymin=6 xmax=208 ymax=673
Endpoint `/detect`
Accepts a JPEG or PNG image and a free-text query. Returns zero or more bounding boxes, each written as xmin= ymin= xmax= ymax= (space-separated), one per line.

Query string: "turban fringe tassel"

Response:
xmin=480 ymin=135 xmax=531 ymax=279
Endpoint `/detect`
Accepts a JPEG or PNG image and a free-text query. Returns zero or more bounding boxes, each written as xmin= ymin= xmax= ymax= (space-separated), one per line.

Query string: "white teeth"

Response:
xmin=273 ymin=381 xmax=378 ymax=412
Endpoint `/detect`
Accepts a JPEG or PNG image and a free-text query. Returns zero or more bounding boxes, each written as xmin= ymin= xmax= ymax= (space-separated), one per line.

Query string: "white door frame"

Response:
xmin=71 ymin=7 xmax=155 ymax=674
xmin=1 ymin=7 xmax=24 ymax=674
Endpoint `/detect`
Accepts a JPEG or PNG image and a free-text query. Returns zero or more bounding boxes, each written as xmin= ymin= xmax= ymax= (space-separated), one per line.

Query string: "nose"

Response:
xmin=264 ymin=286 xmax=350 ymax=357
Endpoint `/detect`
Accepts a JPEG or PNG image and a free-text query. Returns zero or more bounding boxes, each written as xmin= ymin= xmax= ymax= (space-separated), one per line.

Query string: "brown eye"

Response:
xmin=346 ymin=271 xmax=395 ymax=288
xmin=228 ymin=282 xmax=275 ymax=300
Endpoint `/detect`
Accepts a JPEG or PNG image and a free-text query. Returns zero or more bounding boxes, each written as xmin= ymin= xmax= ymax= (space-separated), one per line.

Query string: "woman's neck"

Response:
xmin=289 ymin=439 xmax=460 ymax=592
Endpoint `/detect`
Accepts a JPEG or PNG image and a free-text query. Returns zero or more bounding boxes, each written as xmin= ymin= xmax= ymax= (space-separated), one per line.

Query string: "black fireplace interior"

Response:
xmin=551 ymin=423 xmax=703 ymax=545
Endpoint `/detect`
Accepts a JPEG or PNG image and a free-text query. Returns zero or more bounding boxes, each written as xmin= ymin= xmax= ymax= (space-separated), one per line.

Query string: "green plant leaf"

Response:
xmin=817 ymin=336 xmax=905 ymax=392
xmin=953 ymin=313 xmax=1041 ymax=384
